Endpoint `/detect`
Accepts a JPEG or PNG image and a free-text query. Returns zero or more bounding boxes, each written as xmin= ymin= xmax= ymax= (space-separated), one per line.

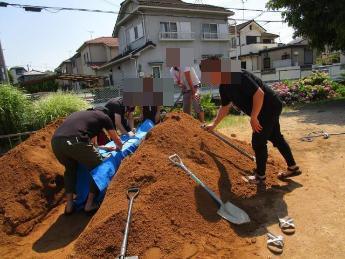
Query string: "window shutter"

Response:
xmin=137 ymin=22 xmax=144 ymax=38
xmin=218 ymin=24 xmax=228 ymax=35
xmin=129 ymin=27 xmax=135 ymax=42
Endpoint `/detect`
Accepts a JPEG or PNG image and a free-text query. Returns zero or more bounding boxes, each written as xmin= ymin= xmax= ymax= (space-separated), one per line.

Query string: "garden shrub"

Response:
xmin=272 ymin=72 xmax=342 ymax=105
xmin=200 ymin=93 xmax=217 ymax=120
xmin=33 ymin=92 xmax=90 ymax=128
xmin=0 ymin=84 xmax=34 ymax=135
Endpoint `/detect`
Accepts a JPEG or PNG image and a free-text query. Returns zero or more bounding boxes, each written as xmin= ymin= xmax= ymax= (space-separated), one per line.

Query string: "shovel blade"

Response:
xmin=217 ymin=202 xmax=250 ymax=225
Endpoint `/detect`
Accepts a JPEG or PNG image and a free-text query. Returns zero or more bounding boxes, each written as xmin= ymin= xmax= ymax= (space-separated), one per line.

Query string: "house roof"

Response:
xmin=229 ymin=20 xmax=267 ymax=34
xmin=98 ymin=41 xmax=156 ymax=70
xmin=77 ymin=37 xmax=119 ymax=52
xmin=137 ymin=0 xmax=229 ymax=12
xmin=262 ymin=32 xmax=279 ymax=39
xmin=259 ymin=39 xmax=309 ymax=54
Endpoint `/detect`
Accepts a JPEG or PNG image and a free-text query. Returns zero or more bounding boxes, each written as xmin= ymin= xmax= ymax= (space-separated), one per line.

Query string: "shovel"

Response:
xmin=118 ymin=187 xmax=140 ymax=259
xmin=203 ymin=126 xmax=256 ymax=162
xmin=169 ymin=154 xmax=250 ymax=225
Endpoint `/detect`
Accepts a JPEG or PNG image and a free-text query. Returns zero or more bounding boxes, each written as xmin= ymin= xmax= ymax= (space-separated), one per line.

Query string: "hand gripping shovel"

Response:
xmin=118 ymin=187 xmax=140 ymax=259
xmin=169 ymin=154 xmax=250 ymax=225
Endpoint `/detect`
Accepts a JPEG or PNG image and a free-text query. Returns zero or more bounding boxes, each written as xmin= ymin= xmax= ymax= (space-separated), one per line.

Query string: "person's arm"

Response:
xmin=114 ymin=113 xmax=128 ymax=135
xmin=205 ymin=103 xmax=232 ymax=131
xmin=155 ymin=106 xmax=162 ymax=124
xmin=184 ymin=70 xmax=195 ymax=94
xmin=106 ymin=129 xmax=123 ymax=151
xmin=127 ymin=111 xmax=135 ymax=131
xmin=250 ymin=88 xmax=264 ymax=133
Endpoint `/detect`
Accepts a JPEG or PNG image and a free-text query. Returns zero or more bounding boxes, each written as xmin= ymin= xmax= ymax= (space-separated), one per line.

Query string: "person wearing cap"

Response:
xmin=105 ymin=97 xmax=136 ymax=136
xmin=202 ymin=57 xmax=300 ymax=184
xmin=170 ymin=66 xmax=205 ymax=122
xmin=51 ymin=107 xmax=123 ymax=214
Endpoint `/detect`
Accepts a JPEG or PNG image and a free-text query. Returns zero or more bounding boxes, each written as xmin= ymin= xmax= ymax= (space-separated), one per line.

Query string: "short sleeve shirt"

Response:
xmin=53 ymin=110 xmax=114 ymax=141
xmin=219 ymin=70 xmax=281 ymax=116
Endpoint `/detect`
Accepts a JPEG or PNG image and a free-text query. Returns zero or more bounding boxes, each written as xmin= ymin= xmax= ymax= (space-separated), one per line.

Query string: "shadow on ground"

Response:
xmin=32 ymin=211 xmax=92 ymax=253
xmin=283 ymin=99 xmax=345 ymax=126
xmin=194 ymin=143 xmax=303 ymax=239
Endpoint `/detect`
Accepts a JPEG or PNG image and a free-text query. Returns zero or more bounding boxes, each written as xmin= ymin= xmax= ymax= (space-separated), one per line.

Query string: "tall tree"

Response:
xmin=267 ymin=0 xmax=345 ymax=51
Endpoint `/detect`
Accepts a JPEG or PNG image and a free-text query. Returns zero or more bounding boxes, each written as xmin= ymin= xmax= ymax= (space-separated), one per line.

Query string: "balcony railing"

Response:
xmin=201 ymin=32 xmax=229 ymax=41
xmin=159 ymin=32 xmax=195 ymax=41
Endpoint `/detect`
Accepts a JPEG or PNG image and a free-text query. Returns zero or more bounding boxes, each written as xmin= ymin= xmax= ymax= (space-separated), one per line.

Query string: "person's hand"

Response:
xmin=194 ymin=92 xmax=200 ymax=101
xmin=106 ymin=146 xmax=117 ymax=152
xmin=128 ymin=131 xmax=135 ymax=137
xmin=203 ymin=123 xmax=216 ymax=132
xmin=131 ymin=128 xmax=136 ymax=134
xmin=250 ymin=116 xmax=262 ymax=133
xmin=115 ymin=142 xmax=123 ymax=151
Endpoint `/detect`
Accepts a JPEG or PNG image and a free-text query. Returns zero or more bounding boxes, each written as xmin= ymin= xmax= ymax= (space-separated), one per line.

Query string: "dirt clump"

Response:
xmin=0 ymin=119 xmax=64 ymax=237
xmin=74 ymin=112 xmax=285 ymax=258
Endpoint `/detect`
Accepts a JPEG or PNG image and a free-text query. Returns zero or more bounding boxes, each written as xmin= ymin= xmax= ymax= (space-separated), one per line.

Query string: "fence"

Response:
xmin=252 ymin=63 xmax=345 ymax=83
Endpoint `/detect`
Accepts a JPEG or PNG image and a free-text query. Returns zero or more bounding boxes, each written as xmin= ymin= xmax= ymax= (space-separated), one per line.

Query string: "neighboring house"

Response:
xmin=9 ymin=66 xmax=27 ymax=84
xmin=229 ymin=20 xmax=279 ymax=71
xmin=76 ymin=37 xmax=119 ymax=76
xmin=71 ymin=52 xmax=83 ymax=75
xmin=0 ymin=40 xmax=8 ymax=84
xmin=97 ymin=0 xmax=233 ymax=87
xmin=17 ymin=70 xmax=49 ymax=84
xmin=57 ymin=59 xmax=73 ymax=74
xmin=258 ymin=38 xmax=317 ymax=71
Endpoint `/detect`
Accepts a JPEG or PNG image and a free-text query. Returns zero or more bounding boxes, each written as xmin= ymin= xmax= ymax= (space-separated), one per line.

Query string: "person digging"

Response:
xmin=201 ymin=57 xmax=301 ymax=184
xmin=51 ymin=107 xmax=123 ymax=214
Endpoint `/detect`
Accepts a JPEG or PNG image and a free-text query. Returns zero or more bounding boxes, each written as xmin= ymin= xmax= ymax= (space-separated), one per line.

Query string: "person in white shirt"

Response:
xmin=170 ymin=66 xmax=205 ymax=122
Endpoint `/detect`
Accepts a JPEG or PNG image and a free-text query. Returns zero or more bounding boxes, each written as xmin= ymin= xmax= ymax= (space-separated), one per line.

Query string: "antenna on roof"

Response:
xmin=241 ymin=0 xmax=247 ymax=20
xmin=194 ymin=0 xmax=204 ymax=4
xmin=87 ymin=30 xmax=94 ymax=39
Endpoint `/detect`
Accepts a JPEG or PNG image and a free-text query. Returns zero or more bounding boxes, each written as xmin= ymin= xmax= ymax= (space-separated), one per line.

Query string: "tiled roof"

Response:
xmin=84 ymin=37 xmax=119 ymax=47
xmin=138 ymin=0 xmax=230 ymax=12
xmin=229 ymin=20 xmax=267 ymax=34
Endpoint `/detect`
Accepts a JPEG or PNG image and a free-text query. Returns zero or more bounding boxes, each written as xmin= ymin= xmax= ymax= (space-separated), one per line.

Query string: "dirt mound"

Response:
xmin=0 ymin=120 xmax=64 ymax=237
xmin=74 ymin=112 xmax=285 ymax=258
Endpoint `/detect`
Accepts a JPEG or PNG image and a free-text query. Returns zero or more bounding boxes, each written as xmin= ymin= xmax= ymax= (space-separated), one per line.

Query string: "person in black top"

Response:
xmin=105 ymin=97 xmax=135 ymax=136
xmin=51 ymin=107 xmax=123 ymax=214
xmin=140 ymin=106 xmax=162 ymax=124
xmin=202 ymin=57 xmax=301 ymax=184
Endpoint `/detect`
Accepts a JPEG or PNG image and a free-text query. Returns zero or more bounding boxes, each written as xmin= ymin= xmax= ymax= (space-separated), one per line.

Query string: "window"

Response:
xmin=128 ymin=22 xmax=144 ymax=43
xmin=160 ymin=22 xmax=178 ymax=38
xmin=249 ymin=25 xmax=253 ymax=30
xmin=246 ymin=36 xmax=257 ymax=44
xmin=231 ymin=37 xmax=237 ymax=48
xmin=202 ymin=24 xmax=218 ymax=39
xmin=263 ymin=57 xmax=270 ymax=69
xmin=241 ymin=61 xmax=246 ymax=69
xmin=282 ymin=53 xmax=290 ymax=60
xmin=152 ymin=66 xmax=161 ymax=78
xmin=134 ymin=26 xmax=139 ymax=39
xmin=263 ymin=39 xmax=272 ymax=44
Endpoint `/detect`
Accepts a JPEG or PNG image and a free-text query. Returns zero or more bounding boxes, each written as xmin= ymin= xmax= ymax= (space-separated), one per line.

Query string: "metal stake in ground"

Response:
xmin=169 ymin=154 xmax=250 ymax=225
xmin=118 ymin=187 xmax=140 ymax=259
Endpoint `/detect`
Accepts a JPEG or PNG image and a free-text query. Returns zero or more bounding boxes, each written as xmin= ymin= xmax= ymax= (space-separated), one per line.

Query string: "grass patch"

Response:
xmin=217 ymin=114 xmax=248 ymax=129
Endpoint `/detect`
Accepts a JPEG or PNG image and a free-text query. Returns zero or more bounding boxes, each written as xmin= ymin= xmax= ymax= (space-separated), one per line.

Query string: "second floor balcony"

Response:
xmin=201 ymin=32 xmax=229 ymax=41
xmin=159 ymin=32 xmax=195 ymax=41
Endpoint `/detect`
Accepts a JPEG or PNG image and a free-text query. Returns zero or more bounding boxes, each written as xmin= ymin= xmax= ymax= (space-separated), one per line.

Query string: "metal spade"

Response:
xmin=169 ymin=154 xmax=250 ymax=225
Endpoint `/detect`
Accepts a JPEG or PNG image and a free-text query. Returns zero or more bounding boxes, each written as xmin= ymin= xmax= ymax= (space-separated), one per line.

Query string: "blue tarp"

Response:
xmin=74 ymin=119 xmax=154 ymax=209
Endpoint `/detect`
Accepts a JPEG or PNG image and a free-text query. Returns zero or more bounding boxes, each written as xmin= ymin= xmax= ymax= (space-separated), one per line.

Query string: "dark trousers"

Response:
xmin=252 ymin=108 xmax=296 ymax=176
xmin=51 ymin=137 xmax=103 ymax=194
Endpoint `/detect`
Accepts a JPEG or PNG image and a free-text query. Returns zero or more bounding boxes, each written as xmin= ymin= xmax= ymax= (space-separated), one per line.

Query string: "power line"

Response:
xmin=0 ymin=2 xmax=286 ymax=23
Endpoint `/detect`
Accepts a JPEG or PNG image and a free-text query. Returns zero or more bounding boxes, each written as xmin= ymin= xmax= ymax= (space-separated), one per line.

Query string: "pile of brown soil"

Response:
xmin=74 ymin=112 xmax=285 ymax=258
xmin=0 ymin=120 xmax=64 ymax=237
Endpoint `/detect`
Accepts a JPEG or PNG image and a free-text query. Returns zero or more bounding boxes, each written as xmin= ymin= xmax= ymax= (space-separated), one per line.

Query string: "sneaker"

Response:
xmin=243 ymin=174 xmax=266 ymax=184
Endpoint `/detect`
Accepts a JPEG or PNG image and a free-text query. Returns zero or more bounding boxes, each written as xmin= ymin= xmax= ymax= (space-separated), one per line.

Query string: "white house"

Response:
xmin=97 ymin=0 xmax=233 ymax=87
xmin=229 ymin=20 xmax=279 ymax=71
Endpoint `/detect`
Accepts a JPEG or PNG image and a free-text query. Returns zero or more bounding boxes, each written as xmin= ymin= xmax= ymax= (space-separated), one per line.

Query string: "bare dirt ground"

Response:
xmin=0 ymin=100 xmax=344 ymax=258
xmin=219 ymin=99 xmax=345 ymax=258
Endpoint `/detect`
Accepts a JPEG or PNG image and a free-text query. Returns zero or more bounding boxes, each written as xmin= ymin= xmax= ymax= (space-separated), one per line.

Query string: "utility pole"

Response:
xmin=241 ymin=0 xmax=247 ymax=20
xmin=0 ymin=39 xmax=9 ymax=84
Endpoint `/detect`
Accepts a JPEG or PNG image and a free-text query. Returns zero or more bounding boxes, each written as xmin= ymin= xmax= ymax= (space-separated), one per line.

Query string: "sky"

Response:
xmin=0 ymin=0 xmax=295 ymax=71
